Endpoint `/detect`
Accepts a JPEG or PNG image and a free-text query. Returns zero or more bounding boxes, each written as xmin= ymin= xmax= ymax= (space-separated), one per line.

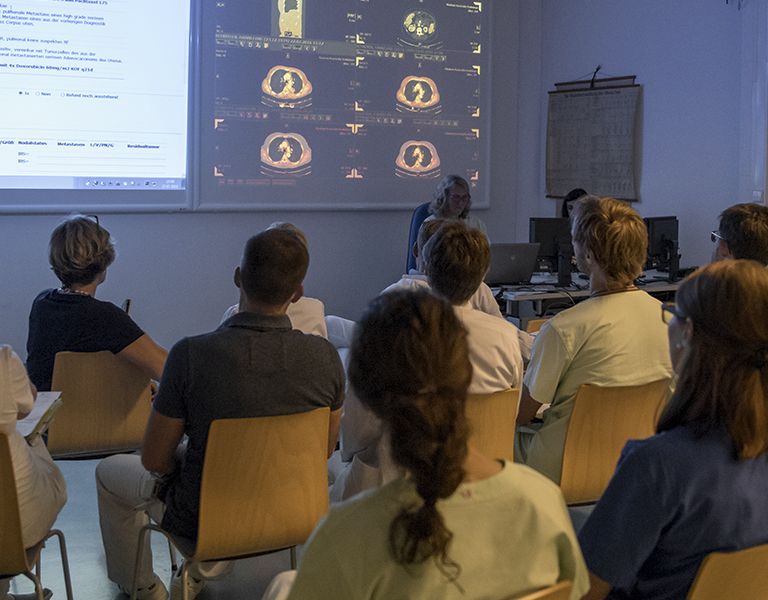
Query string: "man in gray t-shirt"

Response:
xmin=95 ymin=229 xmax=344 ymax=599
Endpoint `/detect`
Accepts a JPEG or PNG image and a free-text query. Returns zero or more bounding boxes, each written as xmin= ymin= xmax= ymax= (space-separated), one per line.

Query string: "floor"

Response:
xmin=8 ymin=458 xmax=290 ymax=600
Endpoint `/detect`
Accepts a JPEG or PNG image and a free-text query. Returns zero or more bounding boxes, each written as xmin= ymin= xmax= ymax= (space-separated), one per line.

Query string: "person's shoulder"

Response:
xmin=323 ymin=479 xmax=413 ymax=533
xmin=499 ymin=461 xmax=565 ymax=498
xmin=295 ymin=296 xmax=324 ymax=312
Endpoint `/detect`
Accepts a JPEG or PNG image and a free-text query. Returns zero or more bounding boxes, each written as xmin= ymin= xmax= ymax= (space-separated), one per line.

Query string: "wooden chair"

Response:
xmin=525 ymin=318 xmax=549 ymax=333
xmin=560 ymin=378 xmax=671 ymax=505
xmin=0 ymin=434 xmax=73 ymax=600
xmin=131 ymin=408 xmax=331 ymax=600
xmin=513 ymin=580 xmax=573 ymax=600
xmin=686 ymin=544 xmax=768 ymax=599
xmin=48 ymin=350 xmax=152 ymax=458
xmin=465 ymin=388 xmax=519 ymax=461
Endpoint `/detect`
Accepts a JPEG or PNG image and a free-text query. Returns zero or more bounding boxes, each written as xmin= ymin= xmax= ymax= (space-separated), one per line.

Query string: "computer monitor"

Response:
xmin=644 ymin=216 xmax=679 ymax=273
xmin=529 ymin=217 xmax=573 ymax=286
xmin=529 ymin=218 xmax=572 ymax=270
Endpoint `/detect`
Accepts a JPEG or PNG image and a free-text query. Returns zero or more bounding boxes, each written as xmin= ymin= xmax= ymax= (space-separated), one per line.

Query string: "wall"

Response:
xmin=514 ymin=0 xmax=745 ymax=267
xmin=0 ymin=2 xmax=520 ymax=354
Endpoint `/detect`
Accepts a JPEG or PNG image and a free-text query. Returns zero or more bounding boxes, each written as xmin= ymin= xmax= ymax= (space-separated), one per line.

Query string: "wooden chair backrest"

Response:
xmin=686 ymin=544 xmax=768 ymax=599
xmin=193 ymin=407 xmax=330 ymax=561
xmin=560 ymin=378 xmax=670 ymax=504
xmin=513 ymin=580 xmax=573 ymax=600
xmin=525 ymin=318 xmax=549 ymax=334
xmin=48 ymin=351 xmax=151 ymax=458
xmin=0 ymin=433 xmax=30 ymax=575
xmin=465 ymin=388 xmax=519 ymax=461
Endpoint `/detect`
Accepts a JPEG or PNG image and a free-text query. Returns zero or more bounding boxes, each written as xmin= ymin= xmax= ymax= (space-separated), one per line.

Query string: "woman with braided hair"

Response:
xmin=579 ymin=259 xmax=768 ymax=600
xmin=262 ymin=289 xmax=588 ymax=600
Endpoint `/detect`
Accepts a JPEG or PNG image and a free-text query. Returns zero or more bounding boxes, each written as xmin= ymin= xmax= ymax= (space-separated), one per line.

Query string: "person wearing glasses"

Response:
xmin=710 ymin=202 xmax=768 ymax=264
xmin=578 ymin=259 xmax=768 ymax=600
xmin=26 ymin=215 xmax=167 ymax=391
xmin=516 ymin=196 xmax=673 ymax=484
xmin=424 ymin=174 xmax=487 ymax=235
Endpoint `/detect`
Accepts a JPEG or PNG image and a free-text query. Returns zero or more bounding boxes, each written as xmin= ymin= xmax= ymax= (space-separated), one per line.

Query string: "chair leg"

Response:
xmin=21 ymin=571 xmax=45 ymax=600
xmin=290 ymin=546 xmax=297 ymax=570
xmin=49 ymin=529 xmax=74 ymax=600
xmin=168 ymin=539 xmax=178 ymax=572
xmin=131 ymin=525 xmax=153 ymax=600
xmin=180 ymin=562 xmax=190 ymax=600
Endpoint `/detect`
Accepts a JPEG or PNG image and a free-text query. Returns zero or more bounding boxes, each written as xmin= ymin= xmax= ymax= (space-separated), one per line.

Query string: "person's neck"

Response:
xmin=589 ymin=270 xmax=635 ymax=296
xmin=64 ymin=281 xmax=98 ymax=296
xmin=239 ymin=298 xmax=291 ymax=317
xmin=461 ymin=446 xmax=503 ymax=482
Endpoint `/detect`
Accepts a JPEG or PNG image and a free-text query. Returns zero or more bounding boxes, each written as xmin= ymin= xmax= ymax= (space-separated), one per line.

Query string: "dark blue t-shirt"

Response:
xmin=578 ymin=426 xmax=768 ymax=600
xmin=153 ymin=311 xmax=345 ymax=539
xmin=26 ymin=288 xmax=144 ymax=391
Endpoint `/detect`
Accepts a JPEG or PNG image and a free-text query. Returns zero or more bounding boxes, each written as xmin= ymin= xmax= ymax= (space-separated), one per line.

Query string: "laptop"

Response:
xmin=485 ymin=243 xmax=541 ymax=286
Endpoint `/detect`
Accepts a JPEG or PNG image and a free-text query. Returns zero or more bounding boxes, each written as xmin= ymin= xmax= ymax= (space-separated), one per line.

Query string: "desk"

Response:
xmin=499 ymin=271 xmax=679 ymax=325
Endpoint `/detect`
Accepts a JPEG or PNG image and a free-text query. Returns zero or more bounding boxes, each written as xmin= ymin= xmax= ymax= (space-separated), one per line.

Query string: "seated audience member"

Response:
xmin=516 ymin=197 xmax=673 ymax=483
xmin=711 ymin=202 xmax=768 ymax=264
xmin=424 ymin=174 xmax=487 ymax=235
xmin=330 ymin=222 xmax=522 ymax=502
xmin=383 ymin=218 xmax=505 ymax=320
xmin=560 ymin=188 xmax=588 ymax=218
xmin=26 ymin=215 xmax=167 ymax=391
xmin=262 ymin=290 xmax=590 ymax=600
xmin=220 ymin=222 xmax=327 ymax=338
xmin=423 ymin=221 xmax=523 ymax=392
xmin=0 ymin=345 xmax=67 ymax=600
xmin=579 ymin=260 xmax=768 ymax=600
xmin=95 ymin=229 xmax=345 ymax=600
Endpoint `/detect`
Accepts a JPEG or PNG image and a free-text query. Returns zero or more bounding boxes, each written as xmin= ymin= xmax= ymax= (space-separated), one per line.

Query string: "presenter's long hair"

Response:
xmin=348 ymin=289 xmax=472 ymax=581
xmin=657 ymin=260 xmax=768 ymax=458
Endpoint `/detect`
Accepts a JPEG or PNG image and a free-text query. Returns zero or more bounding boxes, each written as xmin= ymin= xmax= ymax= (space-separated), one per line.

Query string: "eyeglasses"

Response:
xmin=86 ymin=214 xmax=100 ymax=228
xmin=710 ymin=230 xmax=724 ymax=243
xmin=661 ymin=302 xmax=686 ymax=324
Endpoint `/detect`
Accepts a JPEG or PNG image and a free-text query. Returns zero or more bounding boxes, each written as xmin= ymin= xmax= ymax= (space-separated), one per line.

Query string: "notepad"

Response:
xmin=17 ymin=392 xmax=63 ymax=443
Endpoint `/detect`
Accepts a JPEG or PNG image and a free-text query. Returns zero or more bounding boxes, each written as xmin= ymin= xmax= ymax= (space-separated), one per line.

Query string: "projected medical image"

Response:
xmin=274 ymin=0 xmax=305 ymax=38
xmin=262 ymin=66 xmax=313 ymax=109
xmin=399 ymin=10 xmax=439 ymax=48
xmin=201 ymin=0 xmax=490 ymax=208
xmin=395 ymin=141 xmax=441 ymax=178
xmin=396 ymin=76 xmax=441 ymax=113
xmin=260 ymin=132 xmax=312 ymax=176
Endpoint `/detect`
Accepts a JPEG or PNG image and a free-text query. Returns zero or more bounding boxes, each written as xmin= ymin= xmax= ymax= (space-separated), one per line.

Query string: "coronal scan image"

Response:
xmin=396 ymin=75 xmax=441 ymax=113
xmin=260 ymin=132 xmax=312 ymax=176
xmin=261 ymin=65 xmax=313 ymax=108
xmin=395 ymin=140 xmax=441 ymax=178
xmin=398 ymin=10 xmax=440 ymax=48
xmin=274 ymin=0 xmax=304 ymax=38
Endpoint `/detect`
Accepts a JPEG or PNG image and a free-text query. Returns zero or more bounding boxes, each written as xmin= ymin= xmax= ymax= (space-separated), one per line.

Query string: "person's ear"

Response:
xmin=234 ymin=266 xmax=242 ymax=289
xmin=720 ymin=240 xmax=734 ymax=260
xmin=290 ymin=283 xmax=304 ymax=304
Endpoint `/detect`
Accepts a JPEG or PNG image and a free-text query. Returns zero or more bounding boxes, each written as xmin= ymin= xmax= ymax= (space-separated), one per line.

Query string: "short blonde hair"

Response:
xmin=570 ymin=196 xmax=647 ymax=283
xmin=49 ymin=215 xmax=115 ymax=286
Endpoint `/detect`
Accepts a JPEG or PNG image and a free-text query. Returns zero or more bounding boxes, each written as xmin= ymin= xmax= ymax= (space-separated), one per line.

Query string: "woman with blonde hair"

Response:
xmin=517 ymin=196 xmax=672 ymax=483
xmin=579 ymin=259 xmax=768 ymax=599
xmin=263 ymin=289 xmax=588 ymax=600
xmin=26 ymin=215 xmax=166 ymax=390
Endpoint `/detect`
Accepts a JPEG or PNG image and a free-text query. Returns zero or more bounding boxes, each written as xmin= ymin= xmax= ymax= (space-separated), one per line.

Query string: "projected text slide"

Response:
xmin=0 ymin=0 xmax=191 ymax=190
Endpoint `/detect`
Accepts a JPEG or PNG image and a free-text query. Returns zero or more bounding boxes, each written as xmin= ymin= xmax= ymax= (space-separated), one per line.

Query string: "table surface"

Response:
xmin=498 ymin=270 xmax=679 ymax=302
